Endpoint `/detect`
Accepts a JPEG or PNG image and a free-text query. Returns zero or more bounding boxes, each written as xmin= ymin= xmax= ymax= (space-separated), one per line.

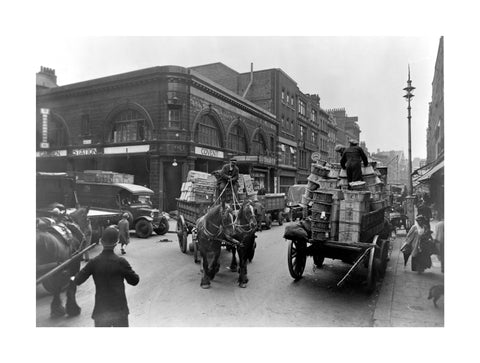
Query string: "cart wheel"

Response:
xmin=366 ymin=246 xmax=377 ymax=293
xmin=176 ymin=216 xmax=188 ymax=253
xmin=377 ymin=239 xmax=390 ymax=277
xmin=287 ymin=239 xmax=307 ymax=280
xmin=313 ymin=255 xmax=325 ymax=268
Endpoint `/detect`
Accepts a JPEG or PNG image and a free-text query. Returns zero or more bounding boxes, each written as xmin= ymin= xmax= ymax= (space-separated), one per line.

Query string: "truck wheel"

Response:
xmin=154 ymin=216 xmax=169 ymax=235
xmin=135 ymin=220 xmax=153 ymax=238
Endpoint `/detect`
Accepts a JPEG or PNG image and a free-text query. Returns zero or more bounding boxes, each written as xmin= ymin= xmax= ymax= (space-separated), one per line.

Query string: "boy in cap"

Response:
xmin=72 ymin=225 xmax=139 ymax=327
xmin=118 ymin=213 xmax=130 ymax=255
xmin=340 ymin=139 xmax=369 ymax=183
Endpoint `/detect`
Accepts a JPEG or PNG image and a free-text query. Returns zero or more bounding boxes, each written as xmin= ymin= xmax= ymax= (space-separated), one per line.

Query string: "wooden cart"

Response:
xmin=286 ymin=207 xmax=390 ymax=293
xmin=176 ymin=199 xmax=211 ymax=261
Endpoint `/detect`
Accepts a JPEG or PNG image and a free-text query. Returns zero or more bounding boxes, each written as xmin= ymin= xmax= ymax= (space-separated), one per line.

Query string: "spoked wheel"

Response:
xmin=366 ymin=245 xmax=377 ymax=293
xmin=287 ymin=239 xmax=307 ymax=280
xmin=176 ymin=215 xmax=188 ymax=253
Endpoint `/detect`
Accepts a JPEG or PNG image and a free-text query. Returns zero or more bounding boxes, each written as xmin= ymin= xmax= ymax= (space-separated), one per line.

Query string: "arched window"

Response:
xmin=195 ymin=114 xmax=222 ymax=148
xmin=228 ymin=124 xmax=247 ymax=153
xmin=252 ymin=131 xmax=267 ymax=156
xmin=111 ymin=109 xmax=151 ymax=143
xmin=36 ymin=114 xmax=68 ymax=148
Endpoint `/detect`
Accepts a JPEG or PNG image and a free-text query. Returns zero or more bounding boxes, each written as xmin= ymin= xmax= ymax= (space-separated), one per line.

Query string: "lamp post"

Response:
xmin=403 ymin=65 xmax=416 ymax=226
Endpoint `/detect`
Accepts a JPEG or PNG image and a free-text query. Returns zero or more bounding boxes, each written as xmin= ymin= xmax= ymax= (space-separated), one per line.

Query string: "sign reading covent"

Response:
xmin=194 ymin=146 xmax=224 ymax=159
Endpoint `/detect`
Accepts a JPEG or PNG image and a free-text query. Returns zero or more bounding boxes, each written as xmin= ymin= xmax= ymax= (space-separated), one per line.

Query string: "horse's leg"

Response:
xmin=200 ymin=243 xmax=211 ymax=289
xmin=65 ymin=262 xmax=81 ymax=316
xmin=208 ymin=245 xmax=221 ymax=280
xmin=237 ymin=245 xmax=249 ymax=288
xmin=50 ymin=289 xmax=66 ymax=318
xmin=229 ymin=246 xmax=238 ymax=272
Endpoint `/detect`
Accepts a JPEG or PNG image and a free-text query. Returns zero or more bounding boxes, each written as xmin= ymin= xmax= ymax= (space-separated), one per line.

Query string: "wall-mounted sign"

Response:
xmin=104 ymin=145 xmax=150 ymax=155
xmin=194 ymin=146 xmax=224 ymax=159
xmin=36 ymin=149 xmax=67 ymax=158
xmin=40 ymin=108 xmax=50 ymax=145
xmin=311 ymin=152 xmax=321 ymax=161
xmin=82 ymin=139 xmax=92 ymax=145
xmin=72 ymin=148 xmax=97 ymax=156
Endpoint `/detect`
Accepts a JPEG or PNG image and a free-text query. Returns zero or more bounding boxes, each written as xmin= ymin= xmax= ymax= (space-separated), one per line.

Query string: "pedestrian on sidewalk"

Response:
xmin=118 ymin=213 xmax=130 ymax=255
xmin=72 ymin=225 xmax=140 ymax=327
xmin=433 ymin=211 xmax=444 ymax=273
xmin=401 ymin=215 xmax=435 ymax=273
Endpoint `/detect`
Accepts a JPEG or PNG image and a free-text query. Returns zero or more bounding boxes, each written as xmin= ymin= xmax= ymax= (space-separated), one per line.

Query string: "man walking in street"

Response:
xmin=118 ymin=213 xmax=130 ymax=255
xmin=72 ymin=225 xmax=139 ymax=327
xmin=340 ymin=139 xmax=369 ymax=183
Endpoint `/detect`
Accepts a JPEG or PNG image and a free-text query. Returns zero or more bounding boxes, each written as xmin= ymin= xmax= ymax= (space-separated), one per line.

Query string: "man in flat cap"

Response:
xmin=217 ymin=158 xmax=240 ymax=204
xmin=340 ymin=139 xmax=369 ymax=183
xmin=73 ymin=225 xmax=139 ymax=327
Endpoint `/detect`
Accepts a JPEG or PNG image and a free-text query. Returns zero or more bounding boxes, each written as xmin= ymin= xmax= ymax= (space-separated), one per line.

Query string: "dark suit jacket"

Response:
xmin=74 ymin=249 xmax=139 ymax=320
xmin=219 ymin=163 xmax=239 ymax=184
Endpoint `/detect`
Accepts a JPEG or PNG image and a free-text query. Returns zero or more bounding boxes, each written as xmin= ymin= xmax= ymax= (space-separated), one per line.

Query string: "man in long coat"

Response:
xmin=118 ymin=213 xmax=130 ymax=255
xmin=73 ymin=226 xmax=139 ymax=327
xmin=340 ymin=139 xmax=369 ymax=183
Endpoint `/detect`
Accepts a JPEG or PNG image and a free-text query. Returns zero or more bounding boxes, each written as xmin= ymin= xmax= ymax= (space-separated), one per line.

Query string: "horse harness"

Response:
xmin=37 ymin=218 xmax=86 ymax=254
xmin=196 ymin=213 xmax=241 ymax=248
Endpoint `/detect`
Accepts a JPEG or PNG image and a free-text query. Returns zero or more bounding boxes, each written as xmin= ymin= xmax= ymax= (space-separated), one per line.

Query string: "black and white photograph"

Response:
xmin=34 ymin=35 xmax=445 ymax=328
xmin=3 ymin=0 xmax=478 ymax=362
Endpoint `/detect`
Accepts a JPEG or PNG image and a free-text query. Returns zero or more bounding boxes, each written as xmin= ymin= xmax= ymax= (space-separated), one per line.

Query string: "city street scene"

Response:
xmin=35 ymin=36 xmax=444 ymax=329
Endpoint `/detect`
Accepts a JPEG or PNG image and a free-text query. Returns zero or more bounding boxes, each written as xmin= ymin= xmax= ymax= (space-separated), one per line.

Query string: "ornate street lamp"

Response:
xmin=403 ymin=65 xmax=416 ymax=225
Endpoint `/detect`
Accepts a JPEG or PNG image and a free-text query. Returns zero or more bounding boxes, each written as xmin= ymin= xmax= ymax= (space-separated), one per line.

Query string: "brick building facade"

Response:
xmin=36 ymin=65 xmax=277 ymax=212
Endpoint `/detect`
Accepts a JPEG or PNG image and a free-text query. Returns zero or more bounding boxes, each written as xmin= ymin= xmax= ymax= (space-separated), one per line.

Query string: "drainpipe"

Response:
xmin=242 ymin=63 xmax=253 ymax=98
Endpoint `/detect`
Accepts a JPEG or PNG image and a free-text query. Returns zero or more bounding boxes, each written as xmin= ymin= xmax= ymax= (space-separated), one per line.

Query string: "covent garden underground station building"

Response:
xmin=36 ymin=65 xmax=282 ymax=212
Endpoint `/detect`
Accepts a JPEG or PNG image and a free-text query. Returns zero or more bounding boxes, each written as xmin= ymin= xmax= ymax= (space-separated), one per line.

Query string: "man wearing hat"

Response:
xmin=218 ymin=157 xmax=240 ymax=203
xmin=340 ymin=139 xmax=369 ymax=183
xmin=118 ymin=213 xmax=130 ymax=255
xmin=72 ymin=225 xmax=139 ymax=327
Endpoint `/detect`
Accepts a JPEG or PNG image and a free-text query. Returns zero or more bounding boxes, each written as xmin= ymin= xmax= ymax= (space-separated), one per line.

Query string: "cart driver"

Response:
xmin=217 ymin=158 xmax=240 ymax=202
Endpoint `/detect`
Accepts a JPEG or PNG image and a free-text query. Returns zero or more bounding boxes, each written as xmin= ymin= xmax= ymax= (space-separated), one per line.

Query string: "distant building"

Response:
xmin=371 ymin=149 xmax=408 ymax=185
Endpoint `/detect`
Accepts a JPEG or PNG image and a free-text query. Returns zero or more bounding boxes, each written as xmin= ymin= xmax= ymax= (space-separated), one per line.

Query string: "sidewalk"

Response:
xmin=373 ymin=223 xmax=444 ymax=327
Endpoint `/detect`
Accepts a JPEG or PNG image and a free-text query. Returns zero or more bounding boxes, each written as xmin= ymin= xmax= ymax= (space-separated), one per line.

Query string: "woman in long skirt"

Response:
xmin=403 ymin=215 xmax=434 ymax=273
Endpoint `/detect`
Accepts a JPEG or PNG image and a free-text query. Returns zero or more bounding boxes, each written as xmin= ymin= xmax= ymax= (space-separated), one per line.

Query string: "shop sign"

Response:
xmin=72 ymin=148 xmax=97 ymax=156
xmin=103 ymin=145 xmax=150 ymax=155
xmin=194 ymin=146 xmax=224 ymax=159
xmin=36 ymin=149 xmax=67 ymax=157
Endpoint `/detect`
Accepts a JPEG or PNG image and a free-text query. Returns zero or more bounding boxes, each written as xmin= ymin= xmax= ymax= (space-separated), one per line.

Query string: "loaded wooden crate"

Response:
xmin=311 ymin=190 xmax=334 ymax=204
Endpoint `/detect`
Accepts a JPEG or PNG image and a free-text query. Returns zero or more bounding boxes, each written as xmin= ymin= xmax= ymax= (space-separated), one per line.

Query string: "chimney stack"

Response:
xmin=36 ymin=66 xmax=58 ymax=89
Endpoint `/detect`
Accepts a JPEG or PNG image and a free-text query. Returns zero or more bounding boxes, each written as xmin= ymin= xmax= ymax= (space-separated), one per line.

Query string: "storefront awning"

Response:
xmin=416 ymin=160 xmax=444 ymax=183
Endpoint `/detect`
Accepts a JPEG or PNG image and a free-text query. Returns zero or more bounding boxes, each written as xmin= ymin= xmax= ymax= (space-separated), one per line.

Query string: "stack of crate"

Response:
xmin=338 ymin=190 xmax=371 ymax=242
xmin=178 ymin=170 xmax=216 ymax=202
xmin=362 ymin=165 xmax=388 ymax=211
xmin=310 ymin=190 xmax=334 ymax=241
xmin=303 ymin=163 xmax=338 ymax=206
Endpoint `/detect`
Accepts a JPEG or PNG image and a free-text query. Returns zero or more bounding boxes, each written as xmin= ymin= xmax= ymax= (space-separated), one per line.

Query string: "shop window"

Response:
xmin=48 ymin=116 xmax=68 ymax=147
xmin=228 ymin=124 xmax=247 ymax=153
xmin=168 ymin=107 xmax=181 ymax=129
xmin=111 ymin=109 xmax=151 ymax=143
xmin=195 ymin=114 xmax=222 ymax=148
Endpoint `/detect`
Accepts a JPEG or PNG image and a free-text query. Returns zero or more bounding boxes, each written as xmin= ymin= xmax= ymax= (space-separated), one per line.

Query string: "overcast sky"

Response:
xmin=37 ymin=36 xmax=440 ymax=159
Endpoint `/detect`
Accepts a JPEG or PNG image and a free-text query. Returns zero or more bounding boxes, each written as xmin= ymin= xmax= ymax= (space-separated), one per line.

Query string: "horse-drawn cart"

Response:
xmin=286 ymin=213 xmax=390 ymax=293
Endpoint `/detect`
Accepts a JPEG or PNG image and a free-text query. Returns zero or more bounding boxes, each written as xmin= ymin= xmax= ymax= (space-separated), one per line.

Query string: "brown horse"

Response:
xmin=36 ymin=207 xmax=91 ymax=317
xmin=228 ymin=200 xmax=257 ymax=288
xmin=196 ymin=204 xmax=236 ymax=289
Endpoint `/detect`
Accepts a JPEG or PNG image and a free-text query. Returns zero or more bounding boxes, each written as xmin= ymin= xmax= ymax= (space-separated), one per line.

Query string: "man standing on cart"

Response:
xmin=217 ymin=158 xmax=240 ymax=204
xmin=341 ymin=139 xmax=369 ymax=183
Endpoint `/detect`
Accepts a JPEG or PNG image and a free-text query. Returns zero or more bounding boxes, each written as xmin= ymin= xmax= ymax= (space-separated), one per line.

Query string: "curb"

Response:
xmin=372 ymin=234 xmax=403 ymax=327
